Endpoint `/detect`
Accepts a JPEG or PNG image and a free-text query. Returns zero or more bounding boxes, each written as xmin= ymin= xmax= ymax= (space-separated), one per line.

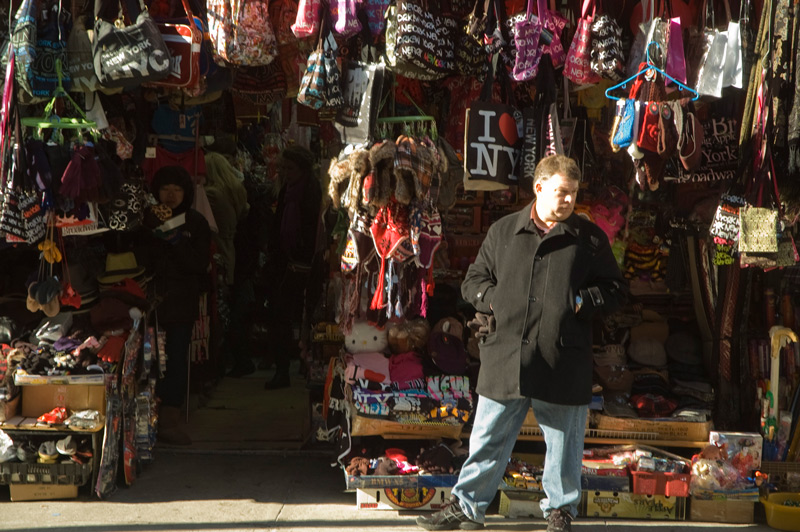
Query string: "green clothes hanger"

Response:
xmin=20 ymin=60 xmax=97 ymax=130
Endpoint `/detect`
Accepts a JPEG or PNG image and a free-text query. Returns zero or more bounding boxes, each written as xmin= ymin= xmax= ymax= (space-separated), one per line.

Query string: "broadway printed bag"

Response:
xmin=93 ymin=0 xmax=171 ymax=89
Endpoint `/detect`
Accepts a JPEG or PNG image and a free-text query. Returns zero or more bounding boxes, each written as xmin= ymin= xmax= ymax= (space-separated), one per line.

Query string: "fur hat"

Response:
xmin=365 ymin=140 xmax=395 ymax=209
xmin=327 ymin=156 xmax=352 ymax=209
xmin=341 ymin=150 xmax=370 ymax=217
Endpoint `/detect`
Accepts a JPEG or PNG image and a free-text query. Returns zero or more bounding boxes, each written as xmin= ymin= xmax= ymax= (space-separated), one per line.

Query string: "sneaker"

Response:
xmin=415 ymin=496 xmax=483 ymax=531
xmin=546 ymin=507 xmax=573 ymax=532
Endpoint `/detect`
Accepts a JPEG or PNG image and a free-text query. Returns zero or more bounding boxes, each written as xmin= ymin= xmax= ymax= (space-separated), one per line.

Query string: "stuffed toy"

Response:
xmin=345 ymin=320 xmax=389 ymax=354
xmin=387 ymin=318 xmax=430 ymax=354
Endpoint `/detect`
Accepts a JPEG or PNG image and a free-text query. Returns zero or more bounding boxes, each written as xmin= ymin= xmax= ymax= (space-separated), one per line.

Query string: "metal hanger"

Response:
xmin=605 ymin=42 xmax=699 ymax=101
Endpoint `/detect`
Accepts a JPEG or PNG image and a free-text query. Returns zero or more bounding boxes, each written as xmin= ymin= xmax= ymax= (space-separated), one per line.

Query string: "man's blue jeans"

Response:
xmin=452 ymin=395 xmax=588 ymax=523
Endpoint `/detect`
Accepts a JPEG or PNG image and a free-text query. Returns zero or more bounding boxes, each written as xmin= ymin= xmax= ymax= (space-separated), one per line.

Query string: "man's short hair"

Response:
xmin=533 ymin=155 xmax=581 ymax=188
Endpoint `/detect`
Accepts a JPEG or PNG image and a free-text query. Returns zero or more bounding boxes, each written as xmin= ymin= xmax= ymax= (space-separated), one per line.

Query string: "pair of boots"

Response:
xmin=158 ymin=406 xmax=192 ymax=446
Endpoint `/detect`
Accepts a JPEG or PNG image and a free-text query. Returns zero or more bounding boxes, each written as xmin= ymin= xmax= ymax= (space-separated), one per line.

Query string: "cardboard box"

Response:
xmin=593 ymin=413 xmax=712 ymax=441
xmin=580 ymin=490 xmax=686 ymax=520
xmin=21 ymin=384 xmax=105 ymax=418
xmin=582 ymin=474 xmax=631 ymax=492
xmin=9 ymin=483 xmax=78 ymax=501
xmin=347 ymin=474 xmax=458 ymax=490
xmin=690 ymin=498 xmax=754 ymax=523
xmin=498 ymin=490 xmax=546 ymax=518
xmin=356 ymin=486 xmax=451 ymax=511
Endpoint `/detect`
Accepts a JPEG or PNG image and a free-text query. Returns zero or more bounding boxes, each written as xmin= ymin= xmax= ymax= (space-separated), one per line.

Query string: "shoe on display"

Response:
xmin=38 ymin=441 xmax=58 ymax=463
xmin=56 ymin=435 xmax=77 ymax=456
xmin=546 ymin=507 xmax=573 ymax=532
xmin=16 ymin=442 xmax=37 ymax=463
xmin=415 ymin=496 xmax=484 ymax=531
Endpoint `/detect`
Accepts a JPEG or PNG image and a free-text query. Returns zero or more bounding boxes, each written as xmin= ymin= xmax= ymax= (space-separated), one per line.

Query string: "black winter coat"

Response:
xmin=461 ymin=204 xmax=627 ymax=405
xmin=140 ymin=209 xmax=211 ymax=324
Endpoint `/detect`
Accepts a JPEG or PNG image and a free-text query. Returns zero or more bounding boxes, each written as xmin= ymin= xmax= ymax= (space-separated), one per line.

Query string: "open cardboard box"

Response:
xmin=21 ymin=383 xmax=105 ymax=419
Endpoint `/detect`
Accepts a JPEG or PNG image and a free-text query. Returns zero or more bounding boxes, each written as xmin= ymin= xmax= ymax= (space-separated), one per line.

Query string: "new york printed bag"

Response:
xmin=93 ymin=0 xmax=171 ymax=89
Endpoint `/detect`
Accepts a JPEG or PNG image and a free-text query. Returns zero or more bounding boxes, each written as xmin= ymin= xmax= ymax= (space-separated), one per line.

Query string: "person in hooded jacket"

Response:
xmin=138 ymin=165 xmax=211 ymax=445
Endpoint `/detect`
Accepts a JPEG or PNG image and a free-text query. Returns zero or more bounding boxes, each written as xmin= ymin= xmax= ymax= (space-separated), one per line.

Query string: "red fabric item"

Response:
xmin=141 ymin=146 xmax=207 ymax=186
xmin=37 ymin=406 xmax=68 ymax=424
xmin=97 ymin=334 xmax=127 ymax=363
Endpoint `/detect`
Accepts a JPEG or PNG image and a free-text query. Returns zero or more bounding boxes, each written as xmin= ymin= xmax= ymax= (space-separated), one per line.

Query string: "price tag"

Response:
xmin=145 ymin=146 xmax=157 ymax=159
xmin=179 ymin=114 xmax=186 ymax=129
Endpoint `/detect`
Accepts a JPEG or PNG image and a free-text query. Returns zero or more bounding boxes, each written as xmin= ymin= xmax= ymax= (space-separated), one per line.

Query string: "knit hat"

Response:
xmin=428 ymin=317 xmax=467 ymax=375
xmin=151 ymin=165 xmax=194 ymax=215
xmin=369 ymin=201 xmax=410 ymax=311
xmin=394 ymin=135 xmax=434 ymax=204
xmin=628 ymin=337 xmax=668 ymax=367
xmin=344 ymin=149 xmax=371 ymax=215
xmin=417 ymin=208 xmax=443 ymax=268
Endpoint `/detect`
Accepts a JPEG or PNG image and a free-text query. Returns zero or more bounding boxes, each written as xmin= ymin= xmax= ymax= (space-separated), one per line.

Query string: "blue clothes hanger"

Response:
xmin=605 ymin=42 xmax=699 ymax=101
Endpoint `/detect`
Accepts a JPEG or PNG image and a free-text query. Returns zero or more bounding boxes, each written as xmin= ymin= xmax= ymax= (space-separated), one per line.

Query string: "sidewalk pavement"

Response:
xmin=0 ymin=449 xmax=777 ymax=532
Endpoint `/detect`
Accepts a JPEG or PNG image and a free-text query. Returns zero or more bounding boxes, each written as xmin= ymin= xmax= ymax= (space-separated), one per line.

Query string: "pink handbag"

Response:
xmin=564 ymin=0 xmax=600 ymax=85
xmin=292 ymin=0 xmax=322 ymax=38
xmin=541 ymin=0 xmax=568 ymax=67
xmin=332 ymin=0 xmax=362 ymax=37
xmin=665 ymin=16 xmax=687 ymax=85
xmin=512 ymin=0 xmax=544 ymax=81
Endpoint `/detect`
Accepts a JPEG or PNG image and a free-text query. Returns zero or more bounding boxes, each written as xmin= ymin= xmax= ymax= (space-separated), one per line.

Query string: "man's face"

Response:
xmin=535 ymin=173 xmax=579 ymax=223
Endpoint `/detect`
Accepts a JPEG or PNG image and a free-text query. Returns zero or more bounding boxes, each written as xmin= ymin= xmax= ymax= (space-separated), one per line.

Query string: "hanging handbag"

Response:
xmin=93 ymin=0 xmax=171 ymax=89
xmin=291 ymin=0 xmax=322 ymax=38
xmin=335 ymin=61 xmax=385 ymax=145
xmin=231 ymin=63 xmax=287 ymax=105
xmin=721 ymin=0 xmax=743 ymax=89
xmin=322 ymin=27 xmax=345 ymax=109
xmin=612 ymin=98 xmax=635 ymax=150
xmin=30 ymin=0 xmax=72 ymax=100
xmin=148 ymin=0 xmax=203 ymax=89
xmin=297 ymin=19 xmax=329 ymax=110
xmin=540 ymin=0 xmax=568 ymax=68
xmin=512 ymin=0 xmax=544 ymax=82
xmin=206 ymin=0 xmax=278 ymax=66
xmin=456 ymin=0 xmax=489 ymax=77
xmin=9 ymin=0 xmax=38 ymax=101
xmin=664 ymin=14 xmax=687 ymax=85
xmin=364 ymin=0 xmax=391 ymax=37
xmin=384 ymin=1 xmax=441 ymax=81
xmin=564 ymin=0 xmax=600 ymax=85
xmin=589 ymin=0 xmax=625 ymax=81
xmin=332 ymin=0 xmax=361 ymax=37
xmin=67 ymin=0 xmax=102 ymax=94
xmin=464 ymin=56 xmax=522 ymax=191
xmin=695 ymin=0 xmax=728 ymax=98
xmin=392 ymin=0 xmax=458 ymax=80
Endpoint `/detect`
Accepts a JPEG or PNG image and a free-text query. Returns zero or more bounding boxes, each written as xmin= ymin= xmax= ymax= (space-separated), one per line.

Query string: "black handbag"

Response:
xmin=93 ymin=0 xmax=171 ymax=89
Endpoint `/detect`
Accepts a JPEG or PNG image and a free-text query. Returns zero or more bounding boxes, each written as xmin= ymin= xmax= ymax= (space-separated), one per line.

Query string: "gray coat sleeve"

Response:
xmin=461 ymin=225 xmax=498 ymax=314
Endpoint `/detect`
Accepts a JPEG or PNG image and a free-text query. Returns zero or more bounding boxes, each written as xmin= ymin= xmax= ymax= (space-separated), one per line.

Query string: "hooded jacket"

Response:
xmin=461 ymin=204 xmax=627 ymax=405
xmin=140 ymin=167 xmax=211 ymax=324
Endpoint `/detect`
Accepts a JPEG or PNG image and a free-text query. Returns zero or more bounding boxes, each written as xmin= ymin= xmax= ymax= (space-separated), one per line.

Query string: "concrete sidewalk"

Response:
xmin=0 ymin=449 xmax=776 ymax=532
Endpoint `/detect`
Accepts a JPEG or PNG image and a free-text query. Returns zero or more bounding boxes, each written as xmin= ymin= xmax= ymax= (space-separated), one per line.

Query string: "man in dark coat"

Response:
xmin=418 ymin=155 xmax=627 ymax=532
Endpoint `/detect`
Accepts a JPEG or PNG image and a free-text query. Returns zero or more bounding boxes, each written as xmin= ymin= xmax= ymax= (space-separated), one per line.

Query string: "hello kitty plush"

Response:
xmin=344 ymin=321 xmax=390 ymax=385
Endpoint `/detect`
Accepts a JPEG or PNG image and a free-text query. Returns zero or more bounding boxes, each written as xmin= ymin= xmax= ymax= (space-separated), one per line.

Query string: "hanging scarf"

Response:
xmin=771 ymin=0 xmax=792 ymax=147
xmin=788 ymin=1 xmax=800 ymax=172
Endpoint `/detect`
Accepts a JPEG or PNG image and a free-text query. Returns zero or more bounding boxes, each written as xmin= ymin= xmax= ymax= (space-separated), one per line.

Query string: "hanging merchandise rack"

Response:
xmin=20 ymin=60 xmax=97 ymax=131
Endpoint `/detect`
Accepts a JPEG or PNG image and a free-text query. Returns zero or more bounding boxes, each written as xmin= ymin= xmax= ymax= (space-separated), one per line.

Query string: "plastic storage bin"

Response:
xmin=760 ymin=492 xmax=800 ymax=531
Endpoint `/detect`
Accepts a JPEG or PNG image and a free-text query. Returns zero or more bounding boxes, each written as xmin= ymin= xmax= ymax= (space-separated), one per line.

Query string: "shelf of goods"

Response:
xmin=0 ymin=374 xmax=105 ymax=496
xmin=517 ymin=410 xmax=712 ymax=449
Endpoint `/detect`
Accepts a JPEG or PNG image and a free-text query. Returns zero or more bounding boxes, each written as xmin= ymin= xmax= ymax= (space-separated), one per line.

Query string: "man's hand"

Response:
xmin=467 ymin=312 xmax=496 ymax=341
